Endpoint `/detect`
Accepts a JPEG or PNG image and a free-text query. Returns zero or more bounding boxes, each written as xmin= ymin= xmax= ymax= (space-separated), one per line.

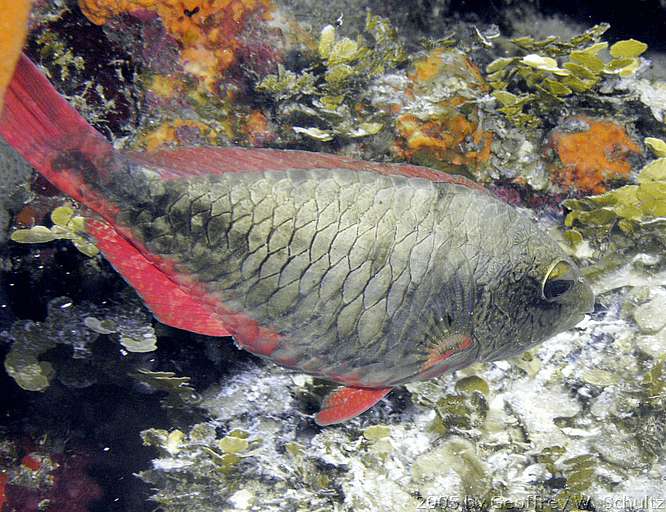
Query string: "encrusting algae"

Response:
xmin=140 ymin=118 xmax=219 ymax=151
xmin=393 ymin=49 xmax=493 ymax=173
xmin=394 ymin=100 xmax=493 ymax=173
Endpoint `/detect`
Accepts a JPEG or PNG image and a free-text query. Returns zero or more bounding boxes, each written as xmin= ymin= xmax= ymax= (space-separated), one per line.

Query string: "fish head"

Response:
xmin=471 ymin=217 xmax=594 ymax=363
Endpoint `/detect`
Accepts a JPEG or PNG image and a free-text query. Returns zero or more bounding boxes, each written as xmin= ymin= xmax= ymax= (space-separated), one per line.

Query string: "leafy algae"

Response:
xmin=486 ymin=24 xmax=647 ymax=127
xmin=257 ymin=13 xmax=407 ymax=144
xmin=564 ymin=146 xmax=666 ymax=255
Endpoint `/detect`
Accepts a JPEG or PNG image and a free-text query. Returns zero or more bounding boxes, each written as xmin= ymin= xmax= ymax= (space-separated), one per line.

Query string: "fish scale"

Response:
xmin=1 ymin=53 xmax=594 ymax=423
xmin=111 ymin=166 xmax=485 ymax=385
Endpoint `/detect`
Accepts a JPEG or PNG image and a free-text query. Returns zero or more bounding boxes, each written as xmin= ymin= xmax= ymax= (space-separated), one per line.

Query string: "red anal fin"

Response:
xmin=315 ymin=386 xmax=392 ymax=426
xmin=126 ymin=147 xmax=487 ymax=193
xmin=86 ymin=218 xmax=231 ymax=337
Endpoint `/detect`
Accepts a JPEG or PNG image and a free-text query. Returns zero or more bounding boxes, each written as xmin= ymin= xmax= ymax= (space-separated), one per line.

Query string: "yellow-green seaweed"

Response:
xmin=564 ymin=157 xmax=666 ymax=250
xmin=11 ymin=205 xmax=99 ymax=257
xmin=256 ymin=12 xmax=406 ymax=143
xmin=133 ymin=369 xmax=199 ymax=407
xmin=644 ymin=137 xmax=666 ymax=157
xmin=486 ymin=24 xmax=647 ymax=127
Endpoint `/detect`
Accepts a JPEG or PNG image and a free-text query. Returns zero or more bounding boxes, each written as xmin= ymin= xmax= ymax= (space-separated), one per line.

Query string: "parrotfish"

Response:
xmin=0 ymin=55 xmax=593 ymax=425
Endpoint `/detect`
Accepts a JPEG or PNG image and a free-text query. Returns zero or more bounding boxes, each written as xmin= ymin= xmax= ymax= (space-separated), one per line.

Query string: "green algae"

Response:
xmin=33 ymin=12 xmax=127 ymax=132
xmin=256 ymin=12 xmax=406 ymax=144
xmin=580 ymin=368 xmax=620 ymax=387
xmin=120 ymin=334 xmax=158 ymax=353
xmin=2 ymin=295 xmax=161 ymax=393
xmin=610 ymin=39 xmax=648 ymax=59
xmin=142 ymin=429 xmax=186 ymax=456
xmin=4 ymin=320 xmax=57 ymax=392
xmin=83 ymin=316 xmax=117 ymax=335
xmin=454 ymin=375 xmax=490 ymax=396
xmin=3 ymin=297 xmax=96 ymax=392
xmin=431 ymin=380 xmax=489 ymax=436
xmin=536 ymin=445 xmax=566 ymax=474
xmin=362 ymin=425 xmax=392 ymax=441
xmin=132 ymin=369 xmax=199 ymax=408
xmin=486 ymin=24 xmax=647 ymax=127
xmin=561 ymin=454 xmax=597 ymax=494
xmin=11 ymin=205 xmax=99 ymax=257
xmin=563 ymin=151 xmax=666 ymax=261
xmin=642 ymin=358 xmax=665 ymax=407
xmin=35 ymin=30 xmax=85 ymax=83
xmin=218 ymin=432 xmax=250 ymax=454
xmin=136 ymin=318 xmax=666 ymax=512
xmin=644 ymin=137 xmax=666 ymax=157
xmin=139 ymin=416 xmax=342 ymax=510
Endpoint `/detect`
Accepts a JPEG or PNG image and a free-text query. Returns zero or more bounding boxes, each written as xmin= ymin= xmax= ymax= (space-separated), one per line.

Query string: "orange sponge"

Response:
xmin=550 ymin=117 xmax=641 ymax=194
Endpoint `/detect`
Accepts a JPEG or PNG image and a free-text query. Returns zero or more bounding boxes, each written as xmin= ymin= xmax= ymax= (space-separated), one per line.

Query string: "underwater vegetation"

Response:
xmin=486 ymin=24 xmax=646 ymax=127
xmin=2 ymin=294 xmax=159 ymax=392
xmin=11 ymin=205 xmax=100 ymax=258
xmin=1 ymin=1 xmax=666 ymax=511
xmin=565 ymin=148 xmax=666 ymax=244
xmin=256 ymin=14 xmax=408 ymax=144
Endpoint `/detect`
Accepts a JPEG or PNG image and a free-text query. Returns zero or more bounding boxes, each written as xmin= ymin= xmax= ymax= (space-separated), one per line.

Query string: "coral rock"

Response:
xmin=395 ymin=99 xmax=493 ymax=172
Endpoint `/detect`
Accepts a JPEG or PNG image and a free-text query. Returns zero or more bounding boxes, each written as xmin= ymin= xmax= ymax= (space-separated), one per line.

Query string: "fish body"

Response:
xmin=0 ymin=55 xmax=594 ymax=424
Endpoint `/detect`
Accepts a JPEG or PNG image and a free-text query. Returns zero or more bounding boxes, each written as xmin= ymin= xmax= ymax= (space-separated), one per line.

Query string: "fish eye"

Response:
xmin=541 ymin=260 xmax=576 ymax=302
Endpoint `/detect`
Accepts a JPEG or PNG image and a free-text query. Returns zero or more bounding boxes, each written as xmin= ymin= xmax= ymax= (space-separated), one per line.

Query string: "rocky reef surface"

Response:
xmin=0 ymin=0 xmax=665 ymax=511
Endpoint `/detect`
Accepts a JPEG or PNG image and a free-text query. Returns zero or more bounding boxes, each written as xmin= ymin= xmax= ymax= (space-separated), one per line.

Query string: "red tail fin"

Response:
xmin=0 ymin=54 xmax=114 ymax=215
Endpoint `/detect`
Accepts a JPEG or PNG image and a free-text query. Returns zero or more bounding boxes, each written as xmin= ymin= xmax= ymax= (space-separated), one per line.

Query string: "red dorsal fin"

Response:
xmin=126 ymin=147 xmax=487 ymax=192
xmin=315 ymin=386 xmax=392 ymax=426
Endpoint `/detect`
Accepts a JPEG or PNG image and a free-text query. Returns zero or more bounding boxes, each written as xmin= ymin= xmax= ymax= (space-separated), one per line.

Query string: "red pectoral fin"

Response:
xmin=418 ymin=335 xmax=475 ymax=380
xmin=315 ymin=386 xmax=392 ymax=426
